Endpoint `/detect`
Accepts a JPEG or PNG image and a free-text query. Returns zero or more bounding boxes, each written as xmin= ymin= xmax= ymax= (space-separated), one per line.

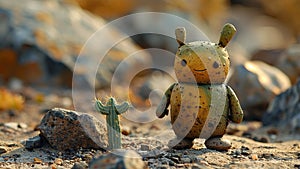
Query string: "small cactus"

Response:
xmin=95 ymin=97 xmax=129 ymax=150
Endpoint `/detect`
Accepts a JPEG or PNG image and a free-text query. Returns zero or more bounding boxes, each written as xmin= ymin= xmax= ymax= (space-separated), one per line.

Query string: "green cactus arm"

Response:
xmin=156 ymin=83 xmax=177 ymax=118
xmin=95 ymin=99 xmax=109 ymax=115
xmin=218 ymin=23 xmax=236 ymax=48
xmin=226 ymin=86 xmax=243 ymax=123
xmin=116 ymin=101 xmax=130 ymax=115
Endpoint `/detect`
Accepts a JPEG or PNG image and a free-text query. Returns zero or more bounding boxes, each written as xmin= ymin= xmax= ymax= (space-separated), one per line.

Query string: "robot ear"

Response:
xmin=175 ymin=27 xmax=186 ymax=47
xmin=218 ymin=23 xmax=236 ymax=48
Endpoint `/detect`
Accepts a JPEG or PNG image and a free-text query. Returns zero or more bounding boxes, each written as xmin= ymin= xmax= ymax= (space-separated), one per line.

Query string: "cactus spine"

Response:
xmin=95 ymin=97 xmax=129 ymax=150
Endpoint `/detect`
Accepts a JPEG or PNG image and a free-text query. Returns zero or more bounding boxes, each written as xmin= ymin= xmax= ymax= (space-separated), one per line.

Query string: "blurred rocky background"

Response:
xmin=0 ymin=0 xmax=300 ymax=146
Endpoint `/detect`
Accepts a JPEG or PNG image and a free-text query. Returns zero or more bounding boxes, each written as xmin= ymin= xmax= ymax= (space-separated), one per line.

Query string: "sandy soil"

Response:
xmin=0 ymin=87 xmax=299 ymax=169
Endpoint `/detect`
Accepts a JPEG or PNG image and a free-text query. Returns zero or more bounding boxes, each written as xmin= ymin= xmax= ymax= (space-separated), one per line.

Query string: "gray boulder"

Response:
xmin=276 ymin=44 xmax=300 ymax=84
xmin=0 ymin=0 xmax=151 ymax=88
xmin=263 ymin=80 xmax=300 ymax=133
xmin=229 ymin=61 xmax=291 ymax=120
xmin=252 ymin=44 xmax=300 ymax=84
xmin=39 ymin=108 xmax=108 ymax=151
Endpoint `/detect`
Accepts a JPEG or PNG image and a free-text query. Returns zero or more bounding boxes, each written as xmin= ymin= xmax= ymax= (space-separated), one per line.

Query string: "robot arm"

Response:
xmin=156 ymin=83 xmax=177 ymax=118
xmin=226 ymin=86 xmax=243 ymax=123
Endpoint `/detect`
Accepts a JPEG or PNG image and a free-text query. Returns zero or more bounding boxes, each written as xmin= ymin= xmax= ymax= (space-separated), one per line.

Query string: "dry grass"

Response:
xmin=0 ymin=88 xmax=24 ymax=111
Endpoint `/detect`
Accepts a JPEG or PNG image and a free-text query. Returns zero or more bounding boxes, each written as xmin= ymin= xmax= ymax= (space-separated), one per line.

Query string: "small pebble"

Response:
xmin=0 ymin=147 xmax=7 ymax=154
xmin=22 ymin=135 xmax=43 ymax=150
xmin=235 ymin=149 xmax=241 ymax=156
xmin=83 ymin=154 xmax=93 ymax=163
xmin=170 ymin=156 xmax=180 ymax=163
xmin=241 ymin=146 xmax=251 ymax=155
xmin=251 ymin=154 xmax=258 ymax=160
xmin=4 ymin=122 xmax=22 ymax=130
xmin=259 ymin=137 xmax=270 ymax=143
xmin=89 ymin=149 xmax=146 ymax=169
xmin=34 ymin=157 xmax=43 ymax=164
xmin=18 ymin=123 xmax=28 ymax=129
xmin=121 ymin=126 xmax=131 ymax=136
xmin=54 ymin=158 xmax=63 ymax=165
xmin=147 ymin=159 xmax=156 ymax=164
xmin=181 ymin=157 xmax=191 ymax=163
xmin=261 ymin=153 xmax=274 ymax=159
xmin=140 ymin=144 xmax=150 ymax=151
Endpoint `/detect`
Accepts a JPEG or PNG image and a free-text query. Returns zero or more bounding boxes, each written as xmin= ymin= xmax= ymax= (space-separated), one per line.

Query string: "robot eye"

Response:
xmin=181 ymin=59 xmax=187 ymax=66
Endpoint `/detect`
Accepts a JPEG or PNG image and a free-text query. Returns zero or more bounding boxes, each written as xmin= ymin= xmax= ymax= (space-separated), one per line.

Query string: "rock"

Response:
xmin=39 ymin=108 xmax=108 ymax=151
xmin=133 ymin=70 xmax=175 ymax=102
xmin=228 ymin=6 xmax=293 ymax=55
xmin=0 ymin=147 xmax=7 ymax=154
xmin=89 ymin=149 xmax=147 ymax=169
xmin=121 ymin=126 xmax=131 ymax=136
xmin=54 ymin=158 xmax=63 ymax=165
xmin=71 ymin=0 xmax=137 ymax=19
xmin=138 ymin=149 xmax=165 ymax=158
xmin=252 ymin=45 xmax=300 ymax=84
xmin=72 ymin=0 xmax=228 ymax=51
xmin=251 ymin=49 xmax=284 ymax=66
xmin=33 ymin=157 xmax=43 ymax=164
xmin=72 ymin=162 xmax=88 ymax=169
xmin=140 ymin=144 xmax=150 ymax=151
xmin=0 ymin=0 xmax=151 ymax=88
xmin=240 ymin=146 xmax=251 ymax=156
xmin=22 ymin=135 xmax=45 ymax=150
xmin=4 ymin=122 xmax=27 ymax=130
xmin=83 ymin=154 xmax=93 ymax=163
xmin=204 ymin=137 xmax=232 ymax=151
xmin=251 ymin=154 xmax=259 ymax=160
xmin=263 ymin=80 xmax=300 ymax=133
xmin=276 ymin=44 xmax=300 ymax=84
xmin=229 ymin=61 xmax=291 ymax=120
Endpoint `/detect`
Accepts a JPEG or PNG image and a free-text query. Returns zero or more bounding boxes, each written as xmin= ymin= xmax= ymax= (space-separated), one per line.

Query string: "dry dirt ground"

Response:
xmin=0 ymin=87 xmax=300 ymax=169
